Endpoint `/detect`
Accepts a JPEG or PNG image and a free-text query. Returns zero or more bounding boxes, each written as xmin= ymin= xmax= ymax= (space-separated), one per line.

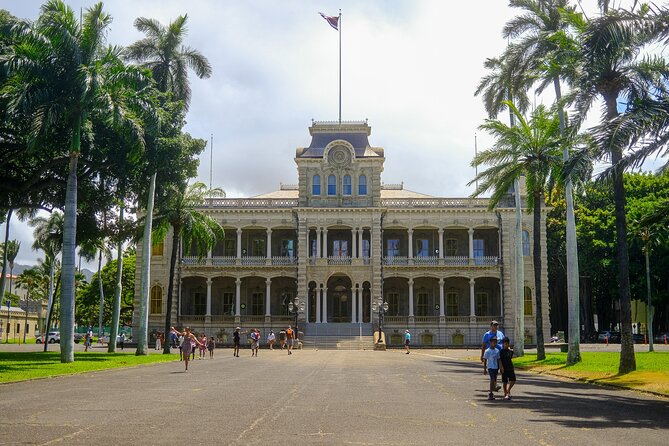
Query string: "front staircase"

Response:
xmin=302 ymin=323 xmax=375 ymax=350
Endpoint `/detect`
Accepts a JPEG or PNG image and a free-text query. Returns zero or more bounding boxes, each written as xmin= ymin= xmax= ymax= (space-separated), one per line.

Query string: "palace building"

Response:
xmin=132 ymin=120 xmax=550 ymax=347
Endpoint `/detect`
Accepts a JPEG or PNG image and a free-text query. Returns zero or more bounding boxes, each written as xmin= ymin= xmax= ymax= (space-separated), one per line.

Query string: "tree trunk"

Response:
xmin=97 ymin=250 xmax=104 ymax=338
xmin=604 ymin=92 xmax=636 ymax=373
xmin=553 ymin=77 xmax=581 ymax=364
xmin=136 ymin=172 xmax=157 ymax=356
xmin=60 ymin=139 xmax=80 ymax=363
xmin=514 ymin=177 xmax=525 ymax=356
xmin=533 ymin=191 xmax=545 ymax=360
xmin=23 ymin=289 xmax=29 ymax=344
xmin=0 ymin=209 xmax=12 ymax=301
xmin=645 ymin=245 xmax=654 ymax=352
xmin=163 ymin=226 xmax=180 ymax=354
xmin=43 ymin=268 xmax=58 ymax=352
xmin=108 ymin=205 xmax=124 ymax=353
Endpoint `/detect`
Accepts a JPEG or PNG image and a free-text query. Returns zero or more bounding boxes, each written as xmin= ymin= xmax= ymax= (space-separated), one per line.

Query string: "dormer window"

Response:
xmin=328 ymin=175 xmax=337 ymax=195
xmin=343 ymin=175 xmax=352 ymax=195
xmin=359 ymin=174 xmax=367 ymax=195
xmin=312 ymin=175 xmax=321 ymax=195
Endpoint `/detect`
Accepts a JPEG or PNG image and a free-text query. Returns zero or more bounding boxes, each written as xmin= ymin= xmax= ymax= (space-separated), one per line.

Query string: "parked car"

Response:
xmin=632 ymin=333 xmax=646 ymax=344
xmin=73 ymin=333 xmax=84 ymax=343
xmin=597 ymin=331 xmax=620 ymax=343
xmin=35 ymin=331 xmax=60 ymax=344
xmin=653 ymin=332 xmax=669 ymax=343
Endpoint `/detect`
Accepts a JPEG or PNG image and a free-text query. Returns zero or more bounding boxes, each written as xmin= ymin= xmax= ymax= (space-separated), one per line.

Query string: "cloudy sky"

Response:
xmin=0 ymin=0 xmax=645 ymax=267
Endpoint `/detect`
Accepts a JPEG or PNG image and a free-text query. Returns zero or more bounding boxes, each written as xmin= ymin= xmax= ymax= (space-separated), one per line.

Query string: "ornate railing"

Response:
xmin=328 ymin=256 xmax=352 ymax=265
xmin=476 ymin=316 xmax=500 ymax=323
xmin=384 ymin=316 xmax=408 ymax=324
xmin=414 ymin=316 xmax=439 ymax=323
xmin=181 ymin=315 xmax=206 ymax=322
xmin=381 ymin=198 xmax=489 ymax=208
xmin=212 ymin=256 xmax=236 ymax=265
xmin=272 ymin=256 xmax=297 ymax=266
xmin=445 ymin=316 xmax=470 ymax=323
xmin=474 ymin=256 xmax=499 ymax=266
xmin=241 ymin=256 xmax=265 ymax=266
xmin=383 ymin=256 xmax=408 ymax=265
xmin=210 ymin=315 xmax=235 ymax=322
xmin=443 ymin=256 xmax=469 ymax=266
xmin=203 ymin=198 xmax=298 ymax=208
xmin=414 ymin=256 xmax=438 ymax=265
xmin=181 ymin=257 xmax=204 ymax=265
xmin=241 ymin=315 xmax=266 ymax=323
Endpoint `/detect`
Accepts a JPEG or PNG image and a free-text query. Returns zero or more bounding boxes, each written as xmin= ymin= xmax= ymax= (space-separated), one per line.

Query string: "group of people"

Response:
xmin=481 ymin=320 xmax=516 ymax=401
xmin=233 ymin=326 xmax=299 ymax=357
xmin=170 ymin=327 xmax=217 ymax=371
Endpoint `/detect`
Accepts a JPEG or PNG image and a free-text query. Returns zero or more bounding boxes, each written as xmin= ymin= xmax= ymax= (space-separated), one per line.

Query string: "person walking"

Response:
xmin=119 ymin=332 xmax=125 ymax=351
xmin=171 ymin=327 xmax=203 ymax=372
xmin=481 ymin=320 xmax=504 ymax=392
xmin=404 ymin=329 xmax=411 ymax=354
xmin=500 ymin=337 xmax=516 ymax=400
xmin=233 ymin=327 xmax=241 ymax=357
xmin=286 ymin=326 xmax=295 ymax=355
xmin=279 ymin=329 xmax=286 ymax=349
xmin=155 ymin=332 xmax=162 ymax=351
xmin=199 ymin=333 xmax=207 ymax=359
xmin=482 ymin=337 xmax=501 ymax=400
xmin=250 ymin=329 xmax=260 ymax=357
xmin=207 ymin=336 xmax=216 ymax=359
xmin=267 ymin=331 xmax=276 ymax=350
xmin=178 ymin=334 xmax=184 ymax=360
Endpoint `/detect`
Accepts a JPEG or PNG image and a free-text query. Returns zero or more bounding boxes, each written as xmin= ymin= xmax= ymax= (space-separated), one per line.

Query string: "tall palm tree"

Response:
xmin=475 ymin=53 xmax=532 ymax=356
xmin=126 ymin=15 xmax=211 ymax=355
xmin=471 ymin=102 xmax=563 ymax=360
xmin=503 ymin=0 xmax=584 ymax=364
xmin=16 ymin=267 xmax=39 ymax=343
xmin=153 ymin=182 xmax=224 ymax=354
xmin=570 ymin=4 xmax=669 ymax=373
xmin=0 ymin=210 xmax=13 ymax=302
xmin=30 ymin=211 xmax=63 ymax=351
xmin=4 ymin=1 xmax=148 ymax=362
xmin=5 ymin=240 xmax=20 ymax=297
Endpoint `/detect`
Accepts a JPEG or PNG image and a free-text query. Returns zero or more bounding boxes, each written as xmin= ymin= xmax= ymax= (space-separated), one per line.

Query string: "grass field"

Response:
xmin=513 ymin=351 xmax=669 ymax=395
xmin=0 ymin=352 xmax=178 ymax=384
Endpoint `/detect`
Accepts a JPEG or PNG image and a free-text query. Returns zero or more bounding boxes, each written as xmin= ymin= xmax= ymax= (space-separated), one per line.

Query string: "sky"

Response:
xmin=0 ymin=0 xmax=653 ymax=268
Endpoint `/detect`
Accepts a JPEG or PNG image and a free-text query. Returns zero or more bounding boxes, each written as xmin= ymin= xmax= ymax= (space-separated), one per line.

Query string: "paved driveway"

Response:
xmin=1 ymin=349 xmax=667 ymax=445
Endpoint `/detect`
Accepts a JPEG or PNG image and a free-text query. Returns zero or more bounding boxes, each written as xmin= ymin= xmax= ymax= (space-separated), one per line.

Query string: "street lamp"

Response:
xmin=376 ymin=300 xmax=389 ymax=343
xmin=287 ymin=296 xmax=301 ymax=330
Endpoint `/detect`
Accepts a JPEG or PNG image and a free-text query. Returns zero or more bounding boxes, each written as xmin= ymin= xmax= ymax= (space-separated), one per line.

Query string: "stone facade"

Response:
xmin=132 ymin=121 xmax=550 ymax=347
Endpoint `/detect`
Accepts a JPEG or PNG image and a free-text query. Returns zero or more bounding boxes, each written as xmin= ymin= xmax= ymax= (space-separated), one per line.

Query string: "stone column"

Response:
xmin=439 ymin=278 xmax=445 ymax=317
xmin=352 ymin=228 xmax=358 ymax=258
xmin=323 ymin=228 xmax=328 ymax=259
xmin=206 ymin=248 xmax=212 ymax=265
xmin=351 ymin=285 xmax=358 ymax=323
xmin=266 ymin=228 xmax=272 ymax=260
xmin=408 ymin=228 xmax=414 ymax=264
xmin=438 ymin=228 xmax=444 ymax=259
xmin=316 ymin=286 xmax=322 ymax=323
xmin=322 ymin=287 xmax=328 ymax=323
xmin=177 ymin=278 xmax=182 ymax=318
xmin=236 ymin=228 xmax=242 ymax=259
xmin=316 ymin=228 xmax=321 ymax=258
xmin=265 ymin=278 xmax=271 ymax=317
xmin=408 ymin=278 xmax=414 ymax=317
xmin=235 ymin=278 xmax=241 ymax=317
xmin=470 ymin=278 xmax=476 ymax=317
xmin=468 ymin=228 xmax=475 ymax=265
xmin=359 ymin=229 xmax=364 ymax=258
xmin=206 ymin=278 xmax=212 ymax=316
xmin=358 ymin=288 xmax=363 ymax=323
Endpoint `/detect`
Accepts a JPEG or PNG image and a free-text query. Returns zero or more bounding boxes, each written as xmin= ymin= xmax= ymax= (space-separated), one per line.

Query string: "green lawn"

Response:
xmin=513 ymin=351 xmax=669 ymax=395
xmin=0 ymin=351 xmax=178 ymax=383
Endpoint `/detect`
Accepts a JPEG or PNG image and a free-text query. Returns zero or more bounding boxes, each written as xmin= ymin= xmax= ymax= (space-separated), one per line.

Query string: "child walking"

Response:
xmin=171 ymin=327 xmax=203 ymax=372
xmin=207 ymin=336 xmax=215 ymax=359
xmin=482 ymin=337 xmax=501 ymax=400
xmin=500 ymin=337 xmax=516 ymax=400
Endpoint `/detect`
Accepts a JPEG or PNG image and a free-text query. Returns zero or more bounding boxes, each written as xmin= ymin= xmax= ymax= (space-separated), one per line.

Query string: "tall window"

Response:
xmin=150 ymin=286 xmax=163 ymax=314
xmin=415 ymin=239 xmax=429 ymax=257
xmin=387 ymin=239 xmax=400 ymax=257
xmin=328 ymin=174 xmax=336 ymax=195
xmin=522 ymin=230 xmax=530 ymax=256
xmin=193 ymin=290 xmax=206 ymax=315
xmin=446 ymin=292 xmax=459 ymax=316
xmin=416 ymin=291 xmax=430 ymax=316
xmin=152 ymin=240 xmax=164 ymax=256
xmin=252 ymin=238 xmax=265 ymax=256
xmin=388 ymin=292 xmax=400 ymax=315
xmin=251 ymin=292 xmax=264 ymax=315
xmin=362 ymin=239 xmax=370 ymax=258
xmin=223 ymin=292 xmax=234 ymax=315
xmin=311 ymin=238 xmax=317 ymax=257
xmin=333 ymin=240 xmax=349 ymax=257
xmin=524 ymin=286 xmax=533 ymax=316
xmin=343 ymin=175 xmax=352 ymax=195
xmin=224 ymin=239 xmax=236 ymax=257
xmin=312 ymin=175 xmax=321 ymax=195
xmin=445 ymin=239 xmax=458 ymax=256
xmin=281 ymin=239 xmax=294 ymax=258
xmin=358 ymin=175 xmax=367 ymax=195
xmin=473 ymin=239 xmax=485 ymax=264
xmin=475 ymin=292 xmax=489 ymax=316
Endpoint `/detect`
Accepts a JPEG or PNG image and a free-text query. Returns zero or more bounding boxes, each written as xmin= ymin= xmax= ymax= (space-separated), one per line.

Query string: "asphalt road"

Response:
xmin=1 ymin=348 xmax=668 ymax=445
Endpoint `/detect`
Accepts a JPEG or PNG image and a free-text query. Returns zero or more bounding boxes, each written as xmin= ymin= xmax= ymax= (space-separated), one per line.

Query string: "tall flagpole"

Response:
xmin=209 ymin=133 xmax=213 ymax=191
xmin=338 ymin=9 xmax=342 ymax=124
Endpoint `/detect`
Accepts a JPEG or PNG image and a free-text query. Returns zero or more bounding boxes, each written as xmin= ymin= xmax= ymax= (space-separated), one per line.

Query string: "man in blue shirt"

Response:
xmin=481 ymin=320 xmax=504 ymax=391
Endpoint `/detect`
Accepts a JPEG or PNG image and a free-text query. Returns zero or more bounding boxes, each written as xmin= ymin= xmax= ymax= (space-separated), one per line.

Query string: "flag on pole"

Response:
xmin=319 ymin=12 xmax=339 ymax=31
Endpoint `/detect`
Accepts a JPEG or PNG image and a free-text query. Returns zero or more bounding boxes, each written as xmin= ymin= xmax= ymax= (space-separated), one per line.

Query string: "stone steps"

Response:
xmin=302 ymin=335 xmax=375 ymax=350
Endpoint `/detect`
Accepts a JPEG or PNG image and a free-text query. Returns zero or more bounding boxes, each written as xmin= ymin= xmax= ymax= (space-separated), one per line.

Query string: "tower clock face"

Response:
xmin=328 ymin=145 xmax=352 ymax=167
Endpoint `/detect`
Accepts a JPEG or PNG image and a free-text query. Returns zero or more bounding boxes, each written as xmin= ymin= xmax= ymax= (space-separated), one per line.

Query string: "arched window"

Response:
xmin=343 ymin=175 xmax=352 ymax=195
xmin=522 ymin=230 xmax=530 ymax=256
xmin=524 ymin=286 xmax=533 ymax=316
xmin=358 ymin=174 xmax=367 ymax=195
xmin=328 ymin=174 xmax=336 ymax=195
xmin=150 ymin=286 xmax=163 ymax=314
xmin=312 ymin=175 xmax=321 ymax=195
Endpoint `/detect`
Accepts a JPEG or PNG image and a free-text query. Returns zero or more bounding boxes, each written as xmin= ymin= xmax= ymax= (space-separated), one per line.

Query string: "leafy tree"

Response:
xmin=472 ymin=102 xmax=563 ymax=359
xmin=4 ymin=239 xmax=20 ymax=296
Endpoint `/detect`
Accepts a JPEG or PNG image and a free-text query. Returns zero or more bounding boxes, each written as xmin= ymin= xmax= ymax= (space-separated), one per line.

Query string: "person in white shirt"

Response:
xmin=267 ymin=331 xmax=276 ymax=350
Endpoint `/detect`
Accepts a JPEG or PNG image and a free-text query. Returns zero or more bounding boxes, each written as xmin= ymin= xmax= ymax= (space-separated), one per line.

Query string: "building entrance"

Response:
xmin=327 ymin=275 xmax=352 ymax=323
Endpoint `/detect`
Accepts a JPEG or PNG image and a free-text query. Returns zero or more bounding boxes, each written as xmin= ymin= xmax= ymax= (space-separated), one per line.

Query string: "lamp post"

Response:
xmin=376 ymin=300 xmax=389 ymax=344
xmin=287 ymin=296 xmax=301 ymax=331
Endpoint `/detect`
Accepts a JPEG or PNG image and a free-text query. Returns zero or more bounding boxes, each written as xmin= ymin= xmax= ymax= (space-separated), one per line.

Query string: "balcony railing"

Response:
xmin=241 ymin=315 xmax=266 ymax=323
xmin=443 ymin=256 xmax=469 ymax=266
xmin=413 ymin=256 xmax=438 ymax=265
xmin=203 ymin=198 xmax=298 ymax=208
xmin=328 ymin=256 xmax=352 ymax=265
xmin=380 ymin=198 xmax=489 ymax=208
xmin=241 ymin=256 xmax=266 ymax=266
xmin=414 ymin=316 xmax=439 ymax=323
xmin=210 ymin=315 xmax=235 ymax=322
xmin=271 ymin=256 xmax=297 ymax=266
xmin=212 ymin=256 xmax=236 ymax=265
xmin=474 ymin=256 xmax=499 ymax=266
xmin=180 ymin=314 xmax=206 ymax=322
xmin=383 ymin=256 xmax=408 ymax=265
xmin=445 ymin=316 xmax=470 ymax=323
xmin=182 ymin=256 xmax=205 ymax=265
xmin=384 ymin=316 xmax=408 ymax=324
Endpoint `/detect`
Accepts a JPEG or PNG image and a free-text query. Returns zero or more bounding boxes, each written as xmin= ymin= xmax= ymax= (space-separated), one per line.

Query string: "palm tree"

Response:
xmin=475 ymin=53 xmax=532 ymax=356
xmin=4 ymin=1 xmax=148 ymax=362
xmin=5 ymin=240 xmax=20 ymax=297
xmin=16 ymin=267 xmax=40 ymax=343
xmin=503 ymin=0 xmax=584 ymax=364
xmin=569 ymin=4 xmax=669 ymax=373
xmin=108 ymin=203 xmax=125 ymax=353
xmin=79 ymin=236 xmax=111 ymax=339
xmin=126 ymin=15 xmax=211 ymax=355
xmin=30 ymin=211 xmax=63 ymax=351
xmin=0 ymin=210 xmax=13 ymax=302
xmin=153 ymin=182 xmax=224 ymax=354
xmin=471 ymin=102 xmax=563 ymax=360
